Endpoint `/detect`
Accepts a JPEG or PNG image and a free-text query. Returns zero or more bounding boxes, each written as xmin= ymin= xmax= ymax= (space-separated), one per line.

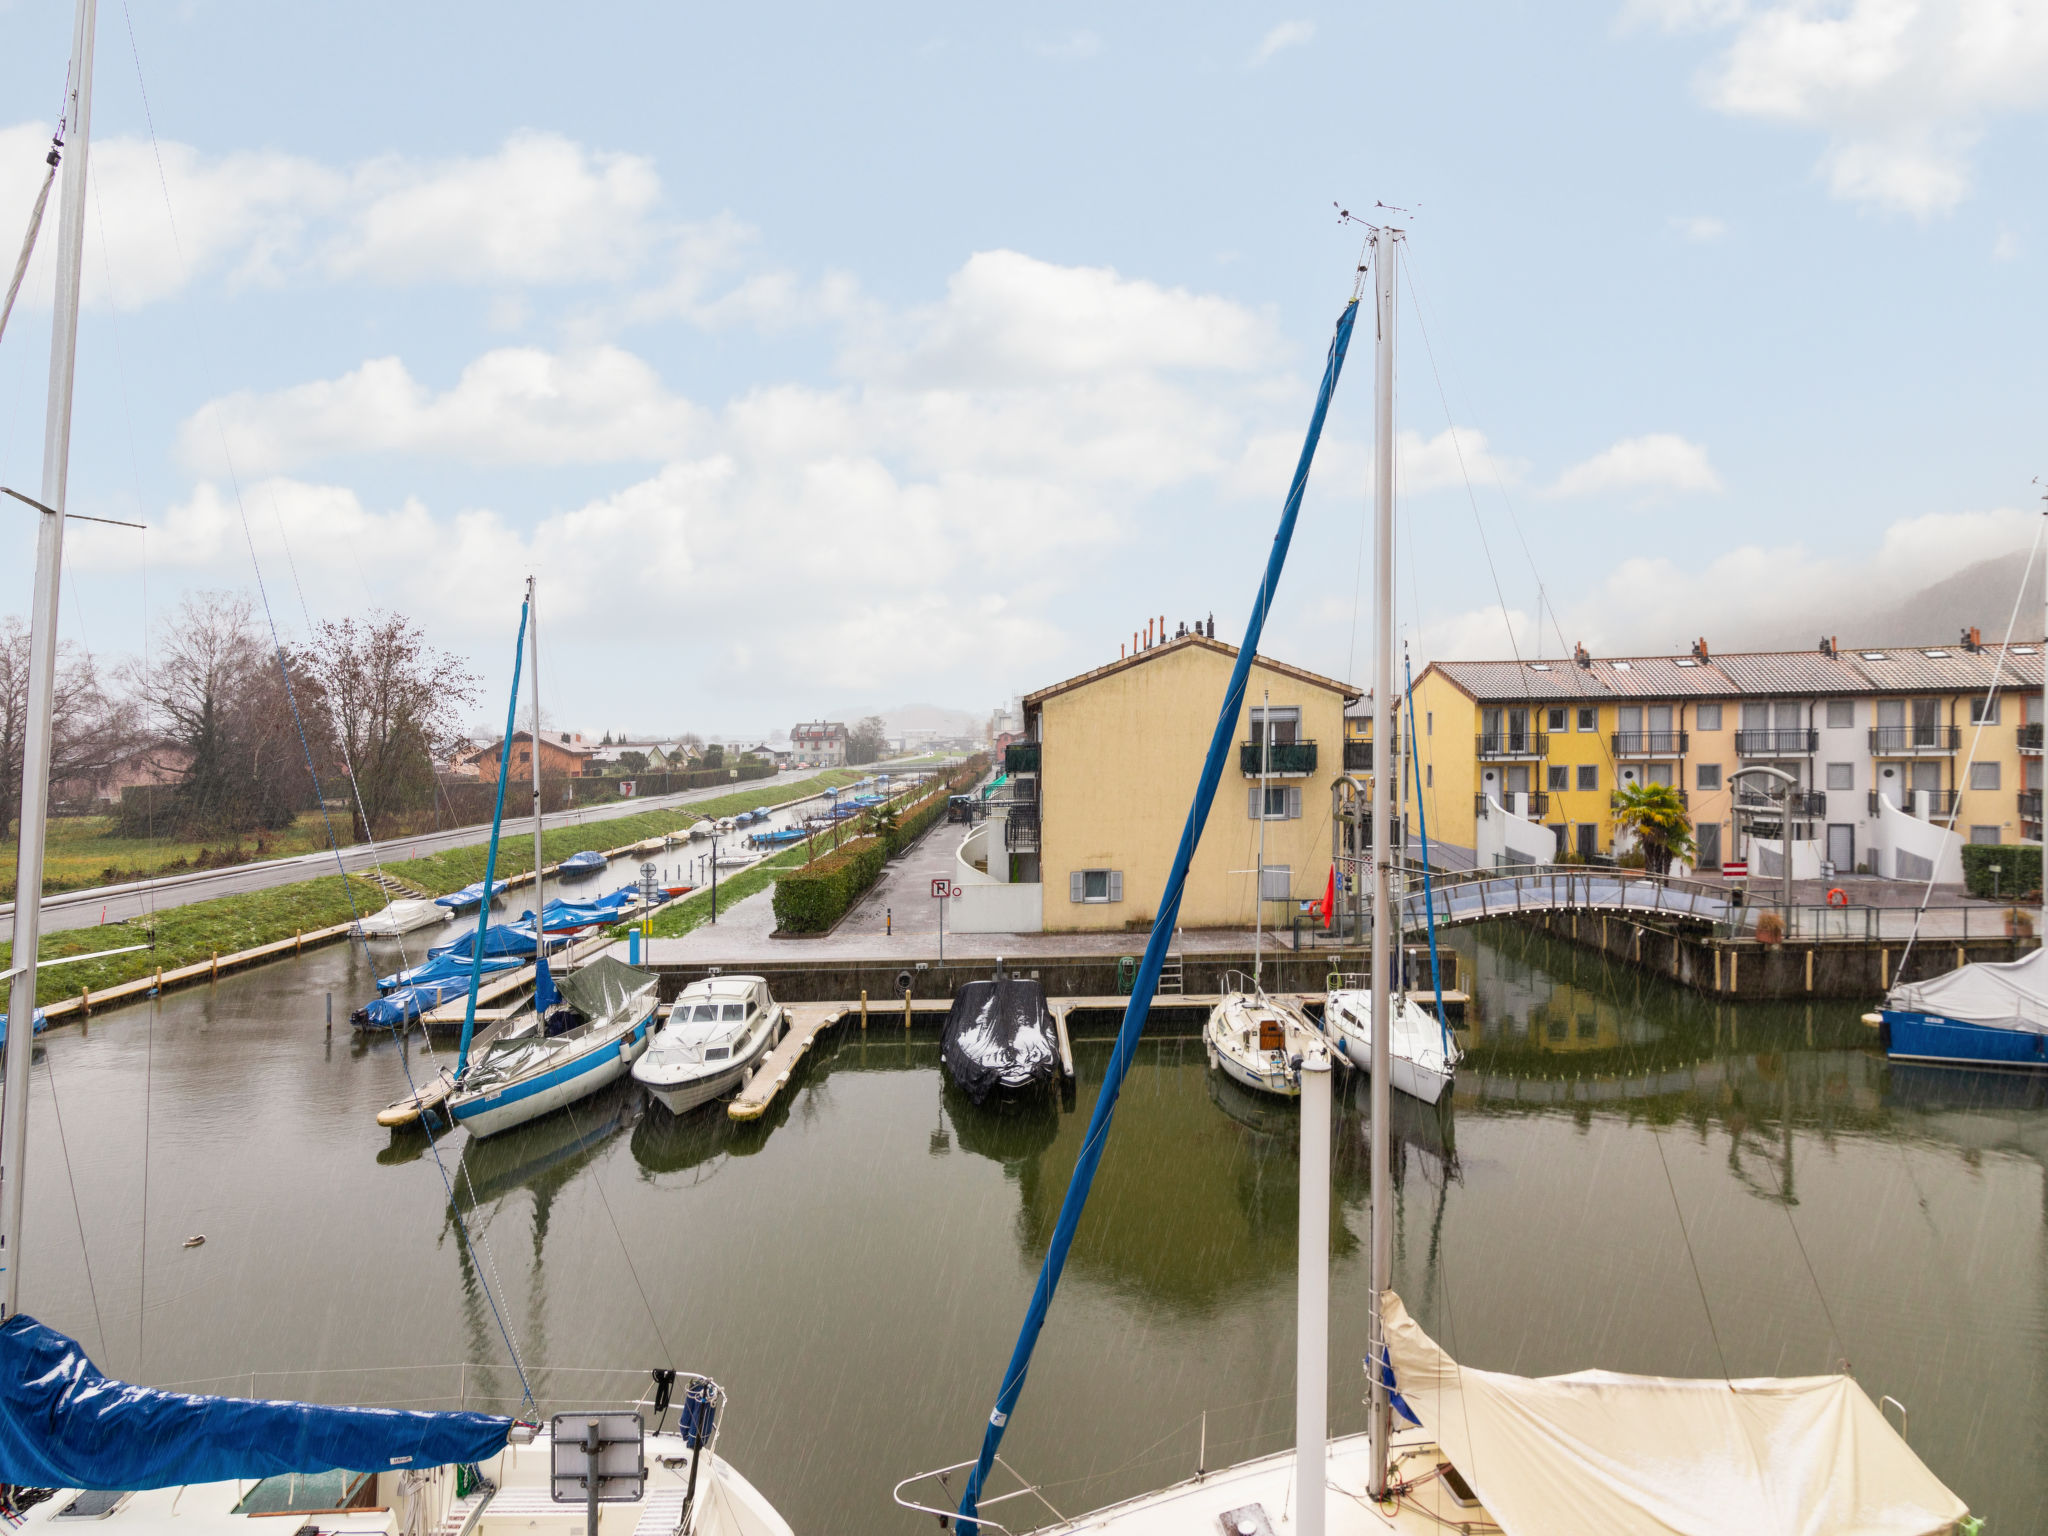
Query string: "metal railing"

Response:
xmin=1870 ymin=789 xmax=1960 ymax=819
xmin=1735 ymin=787 xmax=1825 ymax=816
xmin=1734 ymin=728 xmax=1817 ymax=755
xmin=1475 ymin=791 xmax=1550 ymax=821
xmin=1003 ymin=741 xmax=1041 ymax=774
xmin=1612 ymin=730 xmax=1688 ymax=757
xmin=1476 ymin=731 xmax=1547 ymax=759
xmin=1003 ymin=804 xmax=1040 ymax=851
xmin=1343 ymin=739 xmax=1373 ymax=771
xmin=2020 ymin=789 xmax=2042 ymax=820
xmin=1869 ymin=726 xmax=1959 ymax=755
xmin=1239 ymin=740 xmax=1318 ymax=776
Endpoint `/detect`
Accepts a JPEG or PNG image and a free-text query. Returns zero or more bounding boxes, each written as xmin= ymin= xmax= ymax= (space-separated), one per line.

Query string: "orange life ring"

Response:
xmin=1825 ymin=887 xmax=1848 ymax=907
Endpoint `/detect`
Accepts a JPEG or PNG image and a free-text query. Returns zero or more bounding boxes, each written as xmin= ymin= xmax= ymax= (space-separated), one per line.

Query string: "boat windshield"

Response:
xmin=722 ymin=1003 xmax=745 ymax=1021
xmin=690 ymin=1004 xmax=718 ymax=1022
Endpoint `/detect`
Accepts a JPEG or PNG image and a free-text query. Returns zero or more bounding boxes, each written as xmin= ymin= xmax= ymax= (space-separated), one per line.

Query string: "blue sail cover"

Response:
xmin=428 ymin=923 xmax=547 ymax=962
xmin=0 ymin=1314 xmax=512 ymax=1490
xmin=433 ymin=879 xmax=510 ymax=912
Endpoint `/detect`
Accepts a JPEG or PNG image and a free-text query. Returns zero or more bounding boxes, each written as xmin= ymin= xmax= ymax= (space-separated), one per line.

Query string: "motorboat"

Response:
xmin=632 ymin=976 xmax=787 ymax=1115
xmin=1322 ymin=984 xmax=1461 ymax=1105
xmin=941 ymin=972 xmax=1059 ymax=1103
xmin=1204 ymin=983 xmax=1319 ymax=1098
xmin=447 ymin=956 xmax=658 ymax=1138
xmin=688 ymin=821 xmax=714 ymax=841
xmin=1867 ymin=946 xmax=2048 ymax=1070
xmin=355 ymin=898 xmax=451 ymax=937
xmin=713 ymin=849 xmax=752 ymax=868
xmin=558 ymin=849 xmax=607 ymax=876
xmin=434 ymin=878 xmax=510 ymax=912
xmin=428 ymin=921 xmax=557 ymax=962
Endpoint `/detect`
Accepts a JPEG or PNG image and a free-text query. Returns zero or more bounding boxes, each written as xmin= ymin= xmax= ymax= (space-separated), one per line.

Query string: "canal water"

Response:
xmin=11 ymin=925 xmax=2044 ymax=1532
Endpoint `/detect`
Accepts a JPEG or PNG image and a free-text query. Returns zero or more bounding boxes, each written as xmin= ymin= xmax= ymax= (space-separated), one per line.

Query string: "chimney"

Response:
xmin=1574 ymin=642 xmax=1591 ymax=669
xmin=1692 ymin=637 xmax=1709 ymax=661
xmin=1207 ymin=613 xmax=1215 ymax=639
xmin=1818 ymin=636 xmax=1832 ymax=657
xmin=1964 ymin=625 xmax=1982 ymax=652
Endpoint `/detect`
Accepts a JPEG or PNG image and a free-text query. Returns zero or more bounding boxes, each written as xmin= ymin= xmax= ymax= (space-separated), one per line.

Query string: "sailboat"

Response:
xmin=898 ymin=227 xmax=1970 ymax=1536
xmin=1205 ymin=690 xmax=1320 ymax=1098
xmin=0 ymin=7 xmax=788 ymax=1531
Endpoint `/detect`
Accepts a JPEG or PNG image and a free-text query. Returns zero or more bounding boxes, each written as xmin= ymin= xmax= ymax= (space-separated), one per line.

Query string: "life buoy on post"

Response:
xmin=1826 ymin=887 xmax=1848 ymax=908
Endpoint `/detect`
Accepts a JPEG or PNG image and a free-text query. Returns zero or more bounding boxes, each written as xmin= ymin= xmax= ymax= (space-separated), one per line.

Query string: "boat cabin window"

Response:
xmin=705 ymin=1046 xmax=731 ymax=1060
xmin=57 ymin=1492 xmax=128 ymax=1519
xmin=690 ymin=1004 xmax=719 ymax=1022
xmin=722 ymin=1003 xmax=745 ymax=1021
xmin=233 ymin=1471 xmax=374 ymax=1516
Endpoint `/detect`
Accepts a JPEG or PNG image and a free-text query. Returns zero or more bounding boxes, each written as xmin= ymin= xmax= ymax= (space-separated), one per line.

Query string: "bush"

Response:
xmin=773 ymin=836 xmax=887 ymax=933
xmin=1754 ymin=910 xmax=1784 ymax=946
xmin=1961 ymin=844 xmax=2041 ymax=900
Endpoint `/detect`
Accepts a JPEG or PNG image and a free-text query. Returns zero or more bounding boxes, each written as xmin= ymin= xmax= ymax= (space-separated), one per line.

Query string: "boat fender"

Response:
xmin=896 ymin=970 xmax=914 ymax=996
xmin=1859 ymin=1012 xmax=1883 ymax=1028
xmin=1826 ymin=887 xmax=1848 ymax=908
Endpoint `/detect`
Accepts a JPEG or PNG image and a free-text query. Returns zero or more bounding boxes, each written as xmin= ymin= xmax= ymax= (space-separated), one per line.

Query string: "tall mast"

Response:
xmin=2 ymin=0 xmax=98 ymax=1323
xmin=1256 ymin=688 xmax=1269 ymax=989
xmin=527 ymin=576 xmax=544 ymax=933
xmin=1366 ymin=224 xmax=1398 ymax=1498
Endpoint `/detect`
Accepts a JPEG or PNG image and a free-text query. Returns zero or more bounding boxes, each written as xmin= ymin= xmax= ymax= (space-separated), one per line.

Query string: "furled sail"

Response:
xmin=0 ymin=1315 xmax=514 ymax=1491
xmin=1381 ymin=1291 xmax=1968 ymax=1536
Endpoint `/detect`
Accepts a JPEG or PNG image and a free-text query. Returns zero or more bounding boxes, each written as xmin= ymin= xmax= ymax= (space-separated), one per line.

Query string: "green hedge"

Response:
xmin=773 ymin=836 xmax=888 ymax=933
xmin=1961 ymin=843 xmax=2042 ymax=899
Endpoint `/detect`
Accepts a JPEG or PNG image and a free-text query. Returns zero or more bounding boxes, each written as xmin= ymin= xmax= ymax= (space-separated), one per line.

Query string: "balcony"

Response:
xmin=1003 ymin=741 xmax=1041 ymax=775
xmin=1735 ymin=787 xmax=1825 ymax=817
xmin=1612 ymin=730 xmax=1688 ymax=758
xmin=1869 ymin=726 xmax=1960 ymax=756
xmin=1475 ymin=731 xmax=1547 ymax=761
xmin=1733 ymin=728 xmax=1818 ymax=756
xmin=2020 ymin=724 xmax=2043 ymax=755
xmin=1239 ymin=740 xmax=1318 ymax=777
xmin=1343 ymin=739 xmax=1373 ymax=771
xmin=1870 ymin=789 xmax=1960 ymax=819
xmin=1003 ymin=804 xmax=1040 ymax=851
xmin=1474 ymin=790 xmax=1550 ymax=821
xmin=2020 ymin=789 xmax=2043 ymax=820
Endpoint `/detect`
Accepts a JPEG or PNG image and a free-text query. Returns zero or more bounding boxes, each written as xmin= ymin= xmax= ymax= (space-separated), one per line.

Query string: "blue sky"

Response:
xmin=1 ymin=1 xmax=2042 ymax=739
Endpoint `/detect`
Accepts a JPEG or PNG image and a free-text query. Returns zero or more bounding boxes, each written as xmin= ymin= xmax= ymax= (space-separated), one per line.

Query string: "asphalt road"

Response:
xmin=4 ymin=768 xmax=899 ymax=935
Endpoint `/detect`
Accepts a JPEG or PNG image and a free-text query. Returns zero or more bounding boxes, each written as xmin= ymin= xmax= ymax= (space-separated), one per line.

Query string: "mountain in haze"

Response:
xmin=1737 ymin=550 xmax=2041 ymax=653
xmin=823 ymin=702 xmax=986 ymax=739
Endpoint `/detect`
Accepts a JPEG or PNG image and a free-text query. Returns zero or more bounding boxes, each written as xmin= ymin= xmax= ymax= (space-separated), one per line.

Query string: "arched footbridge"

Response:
xmin=1392 ymin=868 xmax=1735 ymax=932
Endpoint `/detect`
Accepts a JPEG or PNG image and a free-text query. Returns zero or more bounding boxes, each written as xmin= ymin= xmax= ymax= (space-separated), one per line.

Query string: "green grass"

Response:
xmin=1 ymin=874 xmax=389 ymax=1010
xmin=1 ymin=812 xmax=342 ymax=902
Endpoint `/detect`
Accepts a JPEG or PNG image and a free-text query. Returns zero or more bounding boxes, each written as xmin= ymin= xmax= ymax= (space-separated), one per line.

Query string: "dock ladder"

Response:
xmin=1158 ymin=953 xmax=1184 ymax=996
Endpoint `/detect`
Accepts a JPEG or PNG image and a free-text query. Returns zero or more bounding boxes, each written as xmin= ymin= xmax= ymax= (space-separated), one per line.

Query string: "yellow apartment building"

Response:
xmin=1006 ymin=633 xmax=1359 ymax=932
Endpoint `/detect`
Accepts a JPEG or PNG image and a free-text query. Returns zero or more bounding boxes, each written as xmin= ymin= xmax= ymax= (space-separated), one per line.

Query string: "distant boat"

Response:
xmin=632 ymin=975 xmax=787 ymax=1115
xmin=941 ymin=973 xmax=1059 ymax=1104
xmin=1869 ymin=947 xmax=2048 ymax=1071
xmin=447 ymin=955 xmax=658 ymax=1138
xmin=558 ymin=849 xmax=606 ymax=876
xmin=377 ymin=952 xmax=522 ymax=993
xmin=355 ymin=898 xmax=451 ymax=937
xmin=428 ymin=922 xmax=556 ymax=962
xmin=748 ymin=827 xmax=808 ymax=849
xmin=522 ymin=890 xmax=638 ymax=934
xmin=433 ymin=878 xmax=509 ymax=912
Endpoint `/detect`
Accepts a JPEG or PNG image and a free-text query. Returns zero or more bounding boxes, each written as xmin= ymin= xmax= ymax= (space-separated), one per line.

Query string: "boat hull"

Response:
xmin=1322 ymin=992 xmax=1458 ymax=1106
xmin=1881 ymin=1009 xmax=2048 ymax=1071
xmin=635 ymin=1007 xmax=782 ymax=1114
xmin=451 ymin=1016 xmax=653 ymax=1138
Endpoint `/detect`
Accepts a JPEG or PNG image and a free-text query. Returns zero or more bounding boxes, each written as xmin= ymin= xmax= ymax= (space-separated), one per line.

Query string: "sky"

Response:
xmin=0 ymin=0 xmax=2043 ymax=741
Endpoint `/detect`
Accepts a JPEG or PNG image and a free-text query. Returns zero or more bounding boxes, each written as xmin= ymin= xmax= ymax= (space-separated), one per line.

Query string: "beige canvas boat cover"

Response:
xmin=1889 ymin=944 xmax=2048 ymax=1033
xmin=1382 ymin=1293 xmax=1968 ymax=1536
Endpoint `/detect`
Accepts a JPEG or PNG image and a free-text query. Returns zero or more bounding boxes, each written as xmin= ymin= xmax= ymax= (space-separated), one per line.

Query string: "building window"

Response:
xmin=1695 ymin=702 xmax=1722 ymax=731
xmin=1970 ymin=697 xmax=2001 ymax=725
xmin=1697 ymin=763 xmax=1722 ymax=791
xmin=1259 ymin=865 xmax=1292 ymax=901
xmin=1577 ymin=707 xmax=1596 ymax=732
xmin=1547 ymin=765 xmax=1569 ymax=791
xmin=1826 ymin=762 xmax=1854 ymax=790
xmin=1577 ymin=765 xmax=1598 ymax=791
xmin=1827 ymin=699 xmax=1853 ymax=728
xmin=1249 ymin=705 xmax=1301 ymax=744
xmin=1425 ymin=764 xmax=1433 ymax=787
xmin=1547 ymin=707 xmax=1567 ymax=732
xmin=1969 ymin=761 xmax=2001 ymax=791
xmin=1070 ymin=869 xmax=1124 ymax=903
xmin=1248 ymin=785 xmax=1302 ymax=819
xmin=1969 ymin=826 xmax=2001 ymax=845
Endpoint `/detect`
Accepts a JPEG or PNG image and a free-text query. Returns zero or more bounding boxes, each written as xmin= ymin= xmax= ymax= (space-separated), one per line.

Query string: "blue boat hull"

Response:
xmin=1882 ymin=1009 xmax=2048 ymax=1071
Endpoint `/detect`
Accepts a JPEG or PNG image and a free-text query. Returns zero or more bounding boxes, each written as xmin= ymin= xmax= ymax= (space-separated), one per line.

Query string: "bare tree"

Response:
xmin=0 ymin=617 xmax=133 ymax=836
xmin=304 ymin=611 xmax=479 ymax=840
xmin=846 ymin=715 xmax=889 ymax=765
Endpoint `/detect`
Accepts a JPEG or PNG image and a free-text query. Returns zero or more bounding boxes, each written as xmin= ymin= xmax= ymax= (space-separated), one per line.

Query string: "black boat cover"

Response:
xmin=942 ymin=977 xmax=1058 ymax=1104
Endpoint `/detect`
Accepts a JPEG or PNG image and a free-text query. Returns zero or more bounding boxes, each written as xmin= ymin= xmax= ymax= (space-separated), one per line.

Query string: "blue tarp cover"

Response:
xmin=433 ymin=879 xmax=509 ymax=911
xmin=379 ymin=954 xmax=521 ymax=992
xmin=0 ymin=1313 xmax=511 ymax=1490
xmin=428 ymin=923 xmax=546 ymax=962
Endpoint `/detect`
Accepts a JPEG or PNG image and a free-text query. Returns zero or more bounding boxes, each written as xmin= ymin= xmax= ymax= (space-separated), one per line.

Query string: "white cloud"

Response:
xmin=1669 ymin=213 xmax=1728 ymax=240
xmin=1251 ymin=20 xmax=1317 ymax=63
xmin=1036 ymin=29 xmax=1103 ymax=59
xmin=1628 ymin=0 xmax=2048 ymax=216
xmin=1545 ymin=433 xmax=1721 ymax=498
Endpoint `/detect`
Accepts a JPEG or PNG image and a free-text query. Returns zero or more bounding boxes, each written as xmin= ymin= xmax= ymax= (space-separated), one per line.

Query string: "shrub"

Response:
xmin=1754 ymin=910 xmax=1784 ymax=946
xmin=1961 ymin=844 xmax=2042 ymax=900
xmin=773 ymin=836 xmax=887 ymax=933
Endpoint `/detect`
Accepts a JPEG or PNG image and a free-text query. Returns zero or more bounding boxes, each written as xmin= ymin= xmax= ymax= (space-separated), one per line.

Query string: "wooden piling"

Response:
xmin=295 ymin=929 xmax=302 ymax=955
xmin=860 ymin=989 xmax=868 ymax=1029
xmin=210 ymin=950 xmax=219 ymax=981
xmin=1713 ymin=948 xmax=1722 ymax=992
xmin=80 ymin=986 xmax=89 ymax=1017
xmin=903 ymin=987 xmax=912 ymax=1030
xmin=1805 ymin=948 xmax=1813 ymax=992
xmin=1880 ymin=948 xmax=1889 ymax=988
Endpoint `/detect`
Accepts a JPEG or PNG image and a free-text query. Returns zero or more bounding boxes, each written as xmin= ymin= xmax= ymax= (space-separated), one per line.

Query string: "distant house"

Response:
xmin=470 ymin=731 xmax=596 ymax=780
xmin=790 ymin=721 xmax=848 ymax=768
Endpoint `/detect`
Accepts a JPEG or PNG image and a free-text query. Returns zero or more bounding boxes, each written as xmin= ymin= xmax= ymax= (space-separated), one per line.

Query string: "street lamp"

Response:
xmin=1730 ymin=764 xmax=1800 ymax=930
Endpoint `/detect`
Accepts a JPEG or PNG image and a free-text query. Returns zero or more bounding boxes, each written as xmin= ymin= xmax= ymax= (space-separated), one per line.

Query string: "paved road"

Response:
xmin=4 ymin=768 xmax=921 ymax=935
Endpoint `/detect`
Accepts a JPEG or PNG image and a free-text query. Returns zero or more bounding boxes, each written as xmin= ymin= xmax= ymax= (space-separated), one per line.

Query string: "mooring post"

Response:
xmin=210 ymin=950 xmax=219 ymax=981
xmin=295 ymin=928 xmax=302 ymax=955
xmin=860 ymin=989 xmax=869 ymax=1029
xmin=904 ymin=987 xmax=912 ymax=1030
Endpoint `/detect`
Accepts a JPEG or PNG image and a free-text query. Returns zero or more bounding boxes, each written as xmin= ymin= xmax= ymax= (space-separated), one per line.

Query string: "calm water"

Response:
xmin=13 ymin=926 xmax=2045 ymax=1532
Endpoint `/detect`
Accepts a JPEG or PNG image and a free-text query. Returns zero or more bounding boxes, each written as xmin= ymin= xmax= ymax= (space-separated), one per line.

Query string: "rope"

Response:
xmin=39 ymin=1048 xmax=105 ymax=1361
xmin=1648 ymin=1124 xmax=1729 ymax=1383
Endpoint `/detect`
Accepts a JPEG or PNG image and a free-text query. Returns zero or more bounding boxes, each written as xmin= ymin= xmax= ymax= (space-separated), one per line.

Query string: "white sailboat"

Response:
xmin=1320 ymin=987 xmax=1458 ymax=1105
xmin=900 ymin=226 xmax=1970 ymax=1536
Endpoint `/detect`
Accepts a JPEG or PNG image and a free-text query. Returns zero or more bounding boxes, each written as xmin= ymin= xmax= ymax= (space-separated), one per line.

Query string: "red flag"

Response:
xmin=1321 ymin=865 xmax=1336 ymax=928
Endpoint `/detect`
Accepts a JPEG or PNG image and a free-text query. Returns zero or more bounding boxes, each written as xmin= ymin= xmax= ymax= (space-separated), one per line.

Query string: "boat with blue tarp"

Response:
xmin=427 ymin=921 xmax=558 ymax=962
xmin=433 ymin=877 xmax=509 ymax=911
xmin=522 ymin=891 xmax=638 ymax=934
xmin=378 ymin=951 xmax=521 ymax=992
xmin=1868 ymin=946 xmax=2048 ymax=1070
xmin=557 ymin=848 xmax=606 ymax=875
xmin=0 ymin=1010 xmax=48 ymax=1047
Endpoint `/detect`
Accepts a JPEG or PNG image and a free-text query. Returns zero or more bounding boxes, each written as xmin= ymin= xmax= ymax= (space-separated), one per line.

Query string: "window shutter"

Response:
xmin=1108 ymin=871 xmax=1123 ymax=903
xmin=1069 ymin=871 xmax=1086 ymax=903
xmin=1249 ymin=785 xmax=1260 ymax=819
xmin=1288 ymin=786 xmax=1302 ymax=819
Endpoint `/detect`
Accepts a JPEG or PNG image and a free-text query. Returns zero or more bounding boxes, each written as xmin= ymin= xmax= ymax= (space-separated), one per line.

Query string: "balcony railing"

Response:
xmin=1003 ymin=741 xmax=1040 ymax=775
xmin=2020 ymin=724 xmax=2043 ymax=754
xmin=1475 ymin=732 xmax=1547 ymax=760
xmin=1003 ymin=804 xmax=1040 ymax=851
xmin=1475 ymin=791 xmax=1549 ymax=821
xmin=1611 ymin=731 xmax=1688 ymax=757
xmin=1870 ymin=789 xmax=1960 ymax=819
xmin=2019 ymin=789 xmax=2043 ymax=820
xmin=1343 ymin=739 xmax=1373 ymax=771
xmin=1733 ymin=728 xmax=1817 ymax=755
xmin=1239 ymin=740 xmax=1318 ymax=777
xmin=1735 ymin=787 xmax=1825 ymax=816
xmin=1869 ymin=726 xmax=1960 ymax=755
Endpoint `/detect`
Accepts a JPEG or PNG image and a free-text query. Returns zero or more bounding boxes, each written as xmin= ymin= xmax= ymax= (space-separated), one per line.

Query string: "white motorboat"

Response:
xmin=1322 ymin=984 xmax=1461 ymax=1105
xmin=448 ymin=956 xmax=657 ymax=1138
xmin=356 ymin=897 xmax=451 ymax=937
xmin=688 ymin=821 xmax=713 ymax=841
xmin=633 ymin=975 xmax=786 ymax=1114
xmin=1203 ymin=985 xmax=1318 ymax=1098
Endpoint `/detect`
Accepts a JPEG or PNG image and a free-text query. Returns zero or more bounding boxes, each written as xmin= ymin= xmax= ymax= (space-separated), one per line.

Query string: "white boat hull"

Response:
xmin=1204 ymin=993 xmax=1315 ymax=1099
xmin=636 ymin=1004 xmax=784 ymax=1114
xmin=357 ymin=899 xmax=451 ymax=937
xmin=451 ymin=1016 xmax=652 ymax=1138
xmin=1321 ymin=991 xmax=1459 ymax=1106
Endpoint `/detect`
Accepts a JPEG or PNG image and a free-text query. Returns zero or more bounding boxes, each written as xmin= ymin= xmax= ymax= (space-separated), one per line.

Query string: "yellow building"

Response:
xmin=1016 ymin=634 xmax=1358 ymax=932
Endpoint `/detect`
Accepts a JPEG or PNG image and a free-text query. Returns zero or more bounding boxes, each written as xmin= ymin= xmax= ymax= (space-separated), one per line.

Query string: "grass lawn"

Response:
xmin=1 ymin=812 xmax=342 ymax=902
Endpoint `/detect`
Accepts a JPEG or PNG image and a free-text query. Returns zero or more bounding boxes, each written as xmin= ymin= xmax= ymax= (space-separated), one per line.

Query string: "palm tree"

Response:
xmin=1610 ymin=782 xmax=1695 ymax=875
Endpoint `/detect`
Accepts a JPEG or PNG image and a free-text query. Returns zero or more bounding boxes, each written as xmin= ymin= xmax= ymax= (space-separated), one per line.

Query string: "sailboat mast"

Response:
xmin=1256 ymin=687 xmax=1269 ymax=988
xmin=527 ymin=577 xmax=544 ymax=932
xmin=1 ymin=0 xmax=97 ymax=1323
xmin=1366 ymin=225 xmax=1398 ymax=1497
